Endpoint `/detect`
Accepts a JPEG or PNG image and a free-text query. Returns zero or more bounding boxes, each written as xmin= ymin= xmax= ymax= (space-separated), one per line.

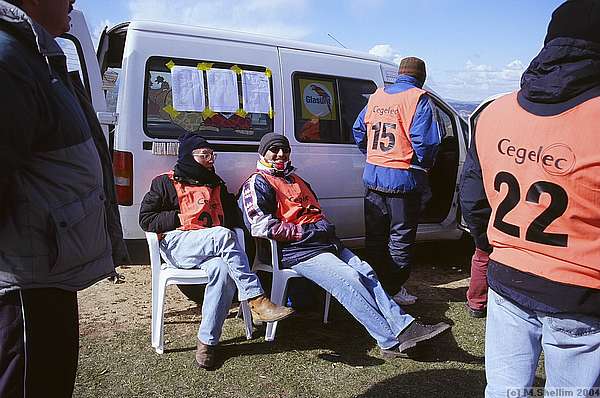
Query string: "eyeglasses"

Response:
xmin=192 ymin=152 xmax=217 ymax=160
xmin=268 ymin=146 xmax=291 ymax=154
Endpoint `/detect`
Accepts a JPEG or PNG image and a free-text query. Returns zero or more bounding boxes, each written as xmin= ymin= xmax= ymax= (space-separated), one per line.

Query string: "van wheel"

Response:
xmin=177 ymin=285 xmax=205 ymax=305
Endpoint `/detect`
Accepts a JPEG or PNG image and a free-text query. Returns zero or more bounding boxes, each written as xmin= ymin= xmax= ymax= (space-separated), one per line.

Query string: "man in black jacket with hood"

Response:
xmin=139 ymin=132 xmax=294 ymax=369
xmin=460 ymin=1 xmax=600 ymax=396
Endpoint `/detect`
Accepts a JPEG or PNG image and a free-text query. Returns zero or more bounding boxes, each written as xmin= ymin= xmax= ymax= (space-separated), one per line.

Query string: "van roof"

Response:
xmin=125 ymin=20 xmax=398 ymax=67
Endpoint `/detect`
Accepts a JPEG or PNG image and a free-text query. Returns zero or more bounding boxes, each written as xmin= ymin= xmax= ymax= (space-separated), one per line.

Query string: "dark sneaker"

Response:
xmin=195 ymin=340 xmax=217 ymax=369
xmin=380 ymin=346 xmax=409 ymax=359
xmin=465 ymin=304 xmax=486 ymax=319
xmin=396 ymin=321 xmax=451 ymax=353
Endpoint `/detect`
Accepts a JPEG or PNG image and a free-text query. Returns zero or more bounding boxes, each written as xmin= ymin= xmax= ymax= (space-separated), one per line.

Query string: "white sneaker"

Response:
xmin=392 ymin=286 xmax=418 ymax=305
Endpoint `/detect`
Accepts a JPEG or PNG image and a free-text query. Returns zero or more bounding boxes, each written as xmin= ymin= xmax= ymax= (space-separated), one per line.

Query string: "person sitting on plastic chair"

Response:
xmin=139 ymin=132 xmax=294 ymax=369
xmin=238 ymin=133 xmax=451 ymax=358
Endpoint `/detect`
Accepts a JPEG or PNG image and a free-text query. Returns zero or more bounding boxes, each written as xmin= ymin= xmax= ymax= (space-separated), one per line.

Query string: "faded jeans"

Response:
xmin=485 ymin=288 xmax=600 ymax=398
xmin=160 ymin=227 xmax=263 ymax=345
xmin=292 ymin=248 xmax=415 ymax=349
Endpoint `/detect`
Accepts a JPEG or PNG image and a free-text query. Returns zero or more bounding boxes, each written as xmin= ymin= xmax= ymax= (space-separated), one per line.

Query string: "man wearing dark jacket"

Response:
xmin=353 ymin=57 xmax=441 ymax=305
xmin=139 ymin=132 xmax=293 ymax=369
xmin=460 ymin=1 xmax=600 ymax=396
xmin=239 ymin=133 xmax=450 ymax=358
xmin=0 ymin=0 xmax=128 ymax=396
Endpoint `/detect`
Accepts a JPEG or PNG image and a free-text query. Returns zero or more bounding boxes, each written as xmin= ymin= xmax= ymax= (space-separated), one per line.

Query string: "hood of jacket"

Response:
xmin=518 ymin=37 xmax=600 ymax=115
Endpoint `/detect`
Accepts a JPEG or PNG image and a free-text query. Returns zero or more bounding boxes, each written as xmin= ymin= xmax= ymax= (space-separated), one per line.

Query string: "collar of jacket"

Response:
xmin=394 ymin=74 xmax=424 ymax=88
xmin=0 ymin=1 xmax=64 ymax=58
xmin=518 ymin=37 xmax=600 ymax=115
xmin=256 ymin=159 xmax=296 ymax=178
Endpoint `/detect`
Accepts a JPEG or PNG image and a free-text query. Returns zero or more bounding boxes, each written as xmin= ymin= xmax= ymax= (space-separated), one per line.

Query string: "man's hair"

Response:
xmin=5 ymin=0 xmax=23 ymax=6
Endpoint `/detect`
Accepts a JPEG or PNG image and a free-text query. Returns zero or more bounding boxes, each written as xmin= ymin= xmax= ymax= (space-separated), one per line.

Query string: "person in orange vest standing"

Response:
xmin=353 ymin=57 xmax=441 ymax=305
xmin=139 ymin=133 xmax=294 ymax=369
xmin=239 ymin=133 xmax=450 ymax=358
xmin=460 ymin=1 xmax=600 ymax=396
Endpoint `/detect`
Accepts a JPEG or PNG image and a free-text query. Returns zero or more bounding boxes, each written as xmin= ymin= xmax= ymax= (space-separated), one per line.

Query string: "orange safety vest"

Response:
xmin=167 ymin=171 xmax=224 ymax=230
xmin=259 ymin=172 xmax=324 ymax=225
xmin=364 ymin=87 xmax=425 ymax=169
xmin=476 ymin=92 xmax=600 ymax=289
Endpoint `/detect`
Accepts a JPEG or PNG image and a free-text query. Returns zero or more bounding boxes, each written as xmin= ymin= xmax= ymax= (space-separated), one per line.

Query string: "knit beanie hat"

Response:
xmin=398 ymin=57 xmax=427 ymax=84
xmin=177 ymin=132 xmax=211 ymax=162
xmin=258 ymin=133 xmax=290 ymax=156
xmin=544 ymin=0 xmax=600 ymax=45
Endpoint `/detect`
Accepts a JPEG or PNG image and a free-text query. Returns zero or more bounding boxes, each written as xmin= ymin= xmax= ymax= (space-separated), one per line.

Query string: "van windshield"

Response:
xmin=144 ymin=56 xmax=274 ymax=141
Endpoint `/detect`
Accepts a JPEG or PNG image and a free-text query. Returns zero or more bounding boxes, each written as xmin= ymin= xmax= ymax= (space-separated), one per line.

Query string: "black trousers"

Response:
xmin=364 ymin=188 xmax=428 ymax=295
xmin=0 ymin=288 xmax=79 ymax=398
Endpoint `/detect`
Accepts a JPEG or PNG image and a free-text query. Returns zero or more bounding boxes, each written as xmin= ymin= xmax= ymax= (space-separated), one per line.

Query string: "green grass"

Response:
xmin=73 ymin=242 xmax=545 ymax=397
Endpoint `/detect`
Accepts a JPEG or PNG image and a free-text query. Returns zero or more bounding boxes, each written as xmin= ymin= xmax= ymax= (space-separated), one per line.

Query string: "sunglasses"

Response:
xmin=192 ymin=151 xmax=217 ymax=159
xmin=268 ymin=146 xmax=291 ymax=154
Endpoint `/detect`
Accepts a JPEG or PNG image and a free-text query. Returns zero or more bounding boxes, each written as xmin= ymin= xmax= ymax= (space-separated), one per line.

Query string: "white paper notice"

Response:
xmin=206 ymin=69 xmax=239 ymax=113
xmin=171 ymin=66 xmax=205 ymax=112
xmin=242 ymin=71 xmax=271 ymax=114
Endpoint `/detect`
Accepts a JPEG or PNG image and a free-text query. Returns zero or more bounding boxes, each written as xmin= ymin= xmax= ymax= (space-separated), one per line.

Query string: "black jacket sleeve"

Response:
xmin=139 ymin=175 xmax=181 ymax=233
xmin=459 ymin=129 xmax=492 ymax=253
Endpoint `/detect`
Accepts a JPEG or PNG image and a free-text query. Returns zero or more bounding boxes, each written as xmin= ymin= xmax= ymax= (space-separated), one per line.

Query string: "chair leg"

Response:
xmin=323 ymin=291 xmax=332 ymax=324
xmin=152 ymin=279 xmax=167 ymax=354
xmin=265 ymin=276 xmax=288 ymax=342
xmin=240 ymin=300 xmax=253 ymax=340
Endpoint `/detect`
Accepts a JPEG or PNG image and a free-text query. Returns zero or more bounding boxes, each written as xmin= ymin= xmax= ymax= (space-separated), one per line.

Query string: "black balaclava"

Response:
xmin=173 ymin=132 xmax=221 ymax=186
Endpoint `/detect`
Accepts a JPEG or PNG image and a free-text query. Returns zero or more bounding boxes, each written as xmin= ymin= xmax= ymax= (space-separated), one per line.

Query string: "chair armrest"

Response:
xmin=145 ymin=232 xmax=162 ymax=271
xmin=268 ymin=238 xmax=282 ymax=271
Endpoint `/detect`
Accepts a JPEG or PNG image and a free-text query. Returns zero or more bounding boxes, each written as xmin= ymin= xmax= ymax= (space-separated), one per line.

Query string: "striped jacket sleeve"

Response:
xmin=238 ymin=173 xmax=303 ymax=242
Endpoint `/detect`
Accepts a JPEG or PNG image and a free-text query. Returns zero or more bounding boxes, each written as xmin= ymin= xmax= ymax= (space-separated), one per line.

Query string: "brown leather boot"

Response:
xmin=195 ymin=340 xmax=217 ymax=369
xmin=248 ymin=295 xmax=295 ymax=322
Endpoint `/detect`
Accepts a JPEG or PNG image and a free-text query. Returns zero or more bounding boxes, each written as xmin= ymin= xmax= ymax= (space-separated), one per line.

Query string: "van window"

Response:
xmin=144 ymin=56 xmax=274 ymax=141
xmin=56 ymin=35 xmax=89 ymax=96
xmin=293 ymin=73 xmax=376 ymax=144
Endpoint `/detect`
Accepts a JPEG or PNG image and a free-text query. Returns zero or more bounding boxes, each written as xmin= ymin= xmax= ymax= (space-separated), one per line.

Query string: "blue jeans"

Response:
xmin=485 ymin=288 xmax=600 ymax=398
xmin=292 ymin=248 xmax=415 ymax=349
xmin=160 ymin=227 xmax=263 ymax=345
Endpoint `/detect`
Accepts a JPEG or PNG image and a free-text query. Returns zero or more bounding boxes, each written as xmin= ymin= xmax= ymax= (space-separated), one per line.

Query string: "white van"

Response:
xmin=63 ymin=10 xmax=467 ymax=263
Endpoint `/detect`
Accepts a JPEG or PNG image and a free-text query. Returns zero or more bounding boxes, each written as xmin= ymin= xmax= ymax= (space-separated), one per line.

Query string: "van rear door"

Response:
xmin=57 ymin=9 xmax=107 ymax=140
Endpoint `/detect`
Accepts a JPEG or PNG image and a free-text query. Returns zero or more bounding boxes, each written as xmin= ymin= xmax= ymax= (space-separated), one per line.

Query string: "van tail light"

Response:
xmin=112 ymin=150 xmax=133 ymax=206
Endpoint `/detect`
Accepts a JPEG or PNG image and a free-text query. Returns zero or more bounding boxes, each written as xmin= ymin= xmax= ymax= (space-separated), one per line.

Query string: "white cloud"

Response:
xmin=126 ymin=0 xmax=311 ymax=40
xmin=368 ymin=44 xmax=402 ymax=65
xmin=430 ymin=59 xmax=526 ymax=102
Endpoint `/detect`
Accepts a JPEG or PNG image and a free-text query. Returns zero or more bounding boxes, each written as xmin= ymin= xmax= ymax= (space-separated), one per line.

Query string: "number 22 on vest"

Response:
xmin=492 ymin=171 xmax=568 ymax=247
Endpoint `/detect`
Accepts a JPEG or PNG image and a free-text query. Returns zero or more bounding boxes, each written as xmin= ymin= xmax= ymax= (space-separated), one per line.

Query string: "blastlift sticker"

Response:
xmin=300 ymin=79 xmax=337 ymax=120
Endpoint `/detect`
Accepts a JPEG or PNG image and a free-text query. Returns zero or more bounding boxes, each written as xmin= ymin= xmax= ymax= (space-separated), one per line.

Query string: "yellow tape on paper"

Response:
xmin=264 ymin=68 xmax=272 ymax=78
xmin=163 ymin=104 xmax=179 ymax=118
xmin=230 ymin=65 xmax=243 ymax=75
xmin=268 ymin=108 xmax=275 ymax=119
xmin=165 ymin=60 xmax=176 ymax=70
xmin=197 ymin=62 xmax=213 ymax=71
xmin=235 ymin=108 xmax=248 ymax=118
xmin=202 ymin=107 xmax=216 ymax=119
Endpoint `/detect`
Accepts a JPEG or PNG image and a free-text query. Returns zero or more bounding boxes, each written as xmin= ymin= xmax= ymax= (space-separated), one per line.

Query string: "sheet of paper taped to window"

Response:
xmin=241 ymin=71 xmax=271 ymax=114
xmin=171 ymin=66 xmax=205 ymax=112
xmin=206 ymin=69 xmax=239 ymax=113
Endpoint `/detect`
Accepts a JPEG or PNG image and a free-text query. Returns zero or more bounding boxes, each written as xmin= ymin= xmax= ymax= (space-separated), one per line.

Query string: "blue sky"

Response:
xmin=74 ymin=0 xmax=565 ymax=102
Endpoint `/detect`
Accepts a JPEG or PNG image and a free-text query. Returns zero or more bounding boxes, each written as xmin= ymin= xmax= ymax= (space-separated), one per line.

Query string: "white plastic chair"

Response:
xmin=252 ymin=238 xmax=331 ymax=341
xmin=147 ymin=228 xmax=253 ymax=354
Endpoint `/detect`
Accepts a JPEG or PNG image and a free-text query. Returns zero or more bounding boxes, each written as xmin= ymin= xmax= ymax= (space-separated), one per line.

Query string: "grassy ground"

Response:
xmin=73 ymin=241 xmax=545 ymax=398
